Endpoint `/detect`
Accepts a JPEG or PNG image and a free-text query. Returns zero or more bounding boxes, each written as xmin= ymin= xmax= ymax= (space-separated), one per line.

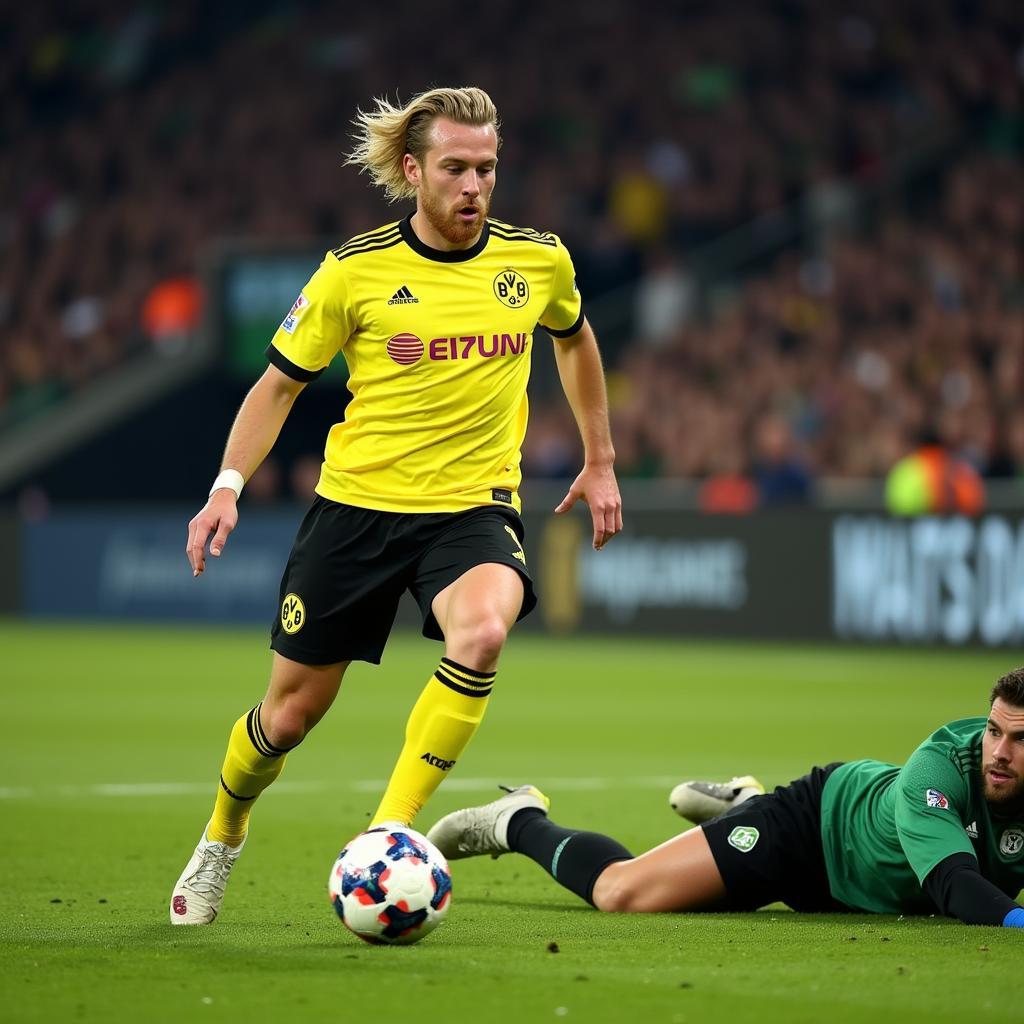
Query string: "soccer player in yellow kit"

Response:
xmin=170 ymin=86 xmax=622 ymax=924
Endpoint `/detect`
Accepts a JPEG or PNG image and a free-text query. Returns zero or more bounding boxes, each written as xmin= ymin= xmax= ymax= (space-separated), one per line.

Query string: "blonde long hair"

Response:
xmin=346 ymin=86 xmax=501 ymax=203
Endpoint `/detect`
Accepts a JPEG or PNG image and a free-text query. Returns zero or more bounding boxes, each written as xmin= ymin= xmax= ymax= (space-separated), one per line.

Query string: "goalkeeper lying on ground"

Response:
xmin=427 ymin=668 xmax=1024 ymax=927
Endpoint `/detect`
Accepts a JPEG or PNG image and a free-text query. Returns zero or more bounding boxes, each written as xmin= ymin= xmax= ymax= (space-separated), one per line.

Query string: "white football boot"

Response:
xmin=169 ymin=826 xmax=245 ymax=924
xmin=426 ymin=784 xmax=550 ymax=860
xmin=669 ymin=776 xmax=765 ymax=824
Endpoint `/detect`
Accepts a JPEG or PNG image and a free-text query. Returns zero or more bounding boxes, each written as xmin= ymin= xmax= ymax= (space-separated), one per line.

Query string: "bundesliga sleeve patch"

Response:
xmin=281 ymin=293 xmax=309 ymax=334
xmin=926 ymin=788 xmax=950 ymax=809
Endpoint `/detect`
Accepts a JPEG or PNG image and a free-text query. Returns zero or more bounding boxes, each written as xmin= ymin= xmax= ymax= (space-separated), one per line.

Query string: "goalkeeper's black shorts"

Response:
xmin=701 ymin=762 xmax=850 ymax=913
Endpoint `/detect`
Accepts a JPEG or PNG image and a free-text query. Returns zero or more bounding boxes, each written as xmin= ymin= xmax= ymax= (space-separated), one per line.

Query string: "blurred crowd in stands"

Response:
xmin=544 ymin=151 xmax=1022 ymax=514
xmin=2 ymin=0 xmax=1021 ymax=507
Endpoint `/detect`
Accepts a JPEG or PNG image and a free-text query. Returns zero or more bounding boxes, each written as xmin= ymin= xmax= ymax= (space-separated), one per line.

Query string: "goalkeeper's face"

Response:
xmin=981 ymin=698 xmax=1024 ymax=807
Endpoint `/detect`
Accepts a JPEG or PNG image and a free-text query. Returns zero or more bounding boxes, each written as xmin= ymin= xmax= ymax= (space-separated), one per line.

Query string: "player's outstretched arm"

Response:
xmin=552 ymin=318 xmax=623 ymax=550
xmin=186 ymin=365 xmax=307 ymax=577
xmin=923 ymin=854 xmax=1024 ymax=927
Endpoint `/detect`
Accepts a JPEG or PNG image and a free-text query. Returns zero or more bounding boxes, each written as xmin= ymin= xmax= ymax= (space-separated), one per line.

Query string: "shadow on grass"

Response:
xmin=456 ymin=896 xmax=588 ymax=913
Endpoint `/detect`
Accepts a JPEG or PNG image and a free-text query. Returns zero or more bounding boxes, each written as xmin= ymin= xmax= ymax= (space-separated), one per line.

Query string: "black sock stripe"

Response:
xmin=433 ymin=669 xmax=493 ymax=699
xmin=252 ymin=703 xmax=292 ymax=755
xmin=435 ymin=664 xmax=493 ymax=691
xmin=219 ymin=774 xmax=257 ymax=802
xmin=245 ymin=706 xmax=289 ymax=758
xmin=440 ymin=658 xmax=496 ymax=683
xmin=245 ymin=707 xmax=273 ymax=756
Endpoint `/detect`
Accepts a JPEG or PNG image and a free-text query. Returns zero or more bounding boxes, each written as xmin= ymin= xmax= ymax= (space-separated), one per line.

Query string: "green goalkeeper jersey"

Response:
xmin=820 ymin=718 xmax=1024 ymax=914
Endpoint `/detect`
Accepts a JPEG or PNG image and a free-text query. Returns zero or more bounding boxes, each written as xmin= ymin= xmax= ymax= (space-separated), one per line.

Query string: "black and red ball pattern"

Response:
xmin=386 ymin=333 xmax=424 ymax=365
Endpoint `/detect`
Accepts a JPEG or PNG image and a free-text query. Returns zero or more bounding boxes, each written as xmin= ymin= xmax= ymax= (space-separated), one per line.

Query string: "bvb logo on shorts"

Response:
xmin=281 ymin=593 xmax=306 ymax=634
xmin=727 ymin=826 xmax=760 ymax=853
xmin=999 ymin=827 xmax=1024 ymax=859
xmin=493 ymin=269 xmax=530 ymax=308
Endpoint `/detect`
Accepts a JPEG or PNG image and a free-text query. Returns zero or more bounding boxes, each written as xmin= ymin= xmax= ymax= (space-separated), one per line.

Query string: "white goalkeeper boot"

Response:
xmin=426 ymin=784 xmax=550 ymax=860
xmin=169 ymin=825 xmax=245 ymax=924
xmin=669 ymin=776 xmax=765 ymax=824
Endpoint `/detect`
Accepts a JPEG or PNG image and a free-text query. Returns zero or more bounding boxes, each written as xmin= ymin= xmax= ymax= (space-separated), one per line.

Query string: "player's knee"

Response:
xmin=590 ymin=862 xmax=644 ymax=913
xmin=454 ymin=615 xmax=509 ymax=669
xmin=261 ymin=696 xmax=317 ymax=749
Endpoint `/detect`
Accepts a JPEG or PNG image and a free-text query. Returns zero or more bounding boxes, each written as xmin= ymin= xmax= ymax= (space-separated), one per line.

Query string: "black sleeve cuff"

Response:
xmin=923 ymin=852 xmax=1019 ymax=925
xmin=540 ymin=308 xmax=585 ymax=339
xmin=265 ymin=345 xmax=325 ymax=382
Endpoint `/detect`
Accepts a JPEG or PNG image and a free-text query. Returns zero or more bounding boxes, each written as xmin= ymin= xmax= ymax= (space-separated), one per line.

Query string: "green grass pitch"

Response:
xmin=2 ymin=620 xmax=1022 ymax=1024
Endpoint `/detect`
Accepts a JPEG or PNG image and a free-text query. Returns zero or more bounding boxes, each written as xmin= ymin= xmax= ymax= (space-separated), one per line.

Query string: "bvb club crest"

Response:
xmin=281 ymin=593 xmax=306 ymax=634
xmin=493 ymin=269 xmax=530 ymax=308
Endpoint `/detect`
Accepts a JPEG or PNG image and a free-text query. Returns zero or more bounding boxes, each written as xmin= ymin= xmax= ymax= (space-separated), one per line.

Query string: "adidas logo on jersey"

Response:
xmin=387 ymin=285 xmax=419 ymax=305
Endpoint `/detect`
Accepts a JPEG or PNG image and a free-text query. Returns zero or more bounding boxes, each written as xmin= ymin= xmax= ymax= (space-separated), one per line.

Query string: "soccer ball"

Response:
xmin=328 ymin=826 xmax=452 ymax=945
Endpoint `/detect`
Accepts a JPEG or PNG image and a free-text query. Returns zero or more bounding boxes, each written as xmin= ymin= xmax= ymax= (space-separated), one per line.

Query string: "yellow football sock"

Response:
xmin=371 ymin=659 xmax=495 ymax=826
xmin=207 ymin=703 xmax=291 ymax=846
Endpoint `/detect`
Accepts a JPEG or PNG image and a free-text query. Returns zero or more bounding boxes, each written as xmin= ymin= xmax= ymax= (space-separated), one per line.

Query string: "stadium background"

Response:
xmin=2 ymin=3 xmax=1024 ymax=1022
xmin=2 ymin=0 xmax=1023 ymax=645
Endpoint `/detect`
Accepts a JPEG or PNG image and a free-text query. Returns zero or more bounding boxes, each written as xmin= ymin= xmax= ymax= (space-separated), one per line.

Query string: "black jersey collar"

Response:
xmin=400 ymin=213 xmax=490 ymax=263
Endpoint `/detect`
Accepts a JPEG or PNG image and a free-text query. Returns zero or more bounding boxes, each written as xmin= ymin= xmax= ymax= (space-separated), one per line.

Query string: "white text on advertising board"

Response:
xmin=833 ymin=515 xmax=1024 ymax=646
xmin=580 ymin=538 xmax=747 ymax=623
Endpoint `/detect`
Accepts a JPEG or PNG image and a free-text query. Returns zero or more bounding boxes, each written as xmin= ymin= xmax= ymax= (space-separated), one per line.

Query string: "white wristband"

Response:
xmin=209 ymin=469 xmax=244 ymax=499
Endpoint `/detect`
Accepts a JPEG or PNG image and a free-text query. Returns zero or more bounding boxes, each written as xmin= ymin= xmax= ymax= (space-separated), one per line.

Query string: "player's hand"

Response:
xmin=186 ymin=490 xmax=239 ymax=577
xmin=554 ymin=462 xmax=623 ymax=550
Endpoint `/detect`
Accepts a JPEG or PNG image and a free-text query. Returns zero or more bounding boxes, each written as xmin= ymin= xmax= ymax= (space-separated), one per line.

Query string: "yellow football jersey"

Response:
xmin=266 ymin=215 xmax=583 ymax=513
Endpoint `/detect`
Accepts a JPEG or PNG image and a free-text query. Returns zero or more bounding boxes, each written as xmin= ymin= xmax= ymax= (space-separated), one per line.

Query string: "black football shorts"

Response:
xmin=700 ymin=763 xmax=848 ymax=912
xmin=269 ymin=496 xmax=536 ymax=665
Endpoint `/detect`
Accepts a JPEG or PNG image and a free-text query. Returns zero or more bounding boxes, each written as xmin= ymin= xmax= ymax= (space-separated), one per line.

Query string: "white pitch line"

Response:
xmin=0 ymin=776 xmax=685 ymax=800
